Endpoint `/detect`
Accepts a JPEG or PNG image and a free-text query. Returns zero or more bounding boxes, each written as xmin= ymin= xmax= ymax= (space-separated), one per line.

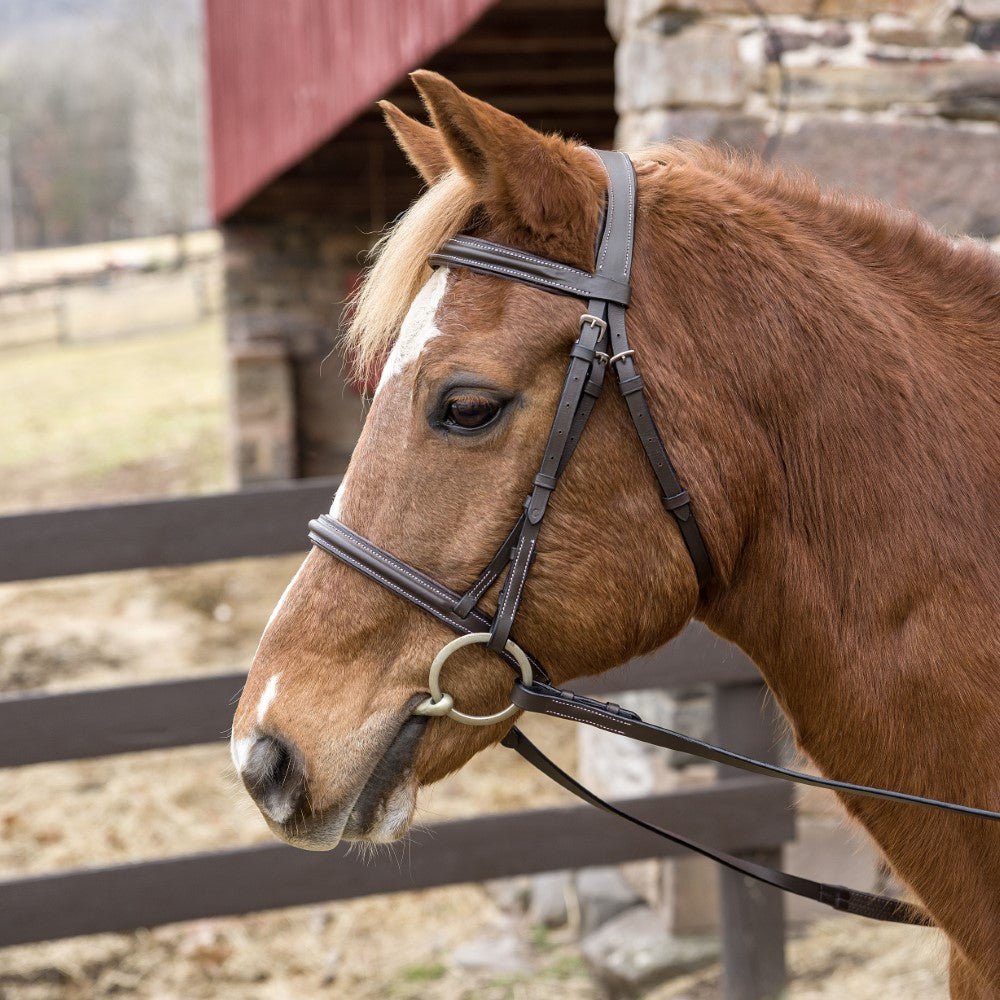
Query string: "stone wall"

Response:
xmin=223 ymin=222 xmax=367 ymax=484
xmin=610 ymin=0 xmax=1000 ymax=238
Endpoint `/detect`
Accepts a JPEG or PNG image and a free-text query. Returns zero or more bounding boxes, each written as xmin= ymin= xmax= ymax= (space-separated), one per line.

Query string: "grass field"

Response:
xmin=0 ymin=318 xmax=229 ymax=514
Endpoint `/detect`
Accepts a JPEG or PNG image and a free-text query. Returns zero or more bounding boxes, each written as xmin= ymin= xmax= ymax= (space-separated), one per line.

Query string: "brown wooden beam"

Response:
xmin=0 ymin=477 xmax=341 ymax=583
xmin=446 ymin=36 xmax=613 ymax=54
xmin=389 ymin=92 xmax=615 ymax=115
xmin=0 ymin=623 xmax=757 ymax=767
xmin=0 ymin=778 xmax=793 ymax=948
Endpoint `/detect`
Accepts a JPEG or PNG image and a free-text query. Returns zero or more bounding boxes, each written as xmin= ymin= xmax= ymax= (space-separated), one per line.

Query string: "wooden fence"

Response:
xmin=0 ymin=257 xmax=221 ymax=351
xmin=0 ymin=477 xmax=789 ymax=1000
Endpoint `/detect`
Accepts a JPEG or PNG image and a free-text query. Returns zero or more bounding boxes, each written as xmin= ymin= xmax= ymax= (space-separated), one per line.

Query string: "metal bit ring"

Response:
xmin=414 ymin=632 xmax=532 ymax=727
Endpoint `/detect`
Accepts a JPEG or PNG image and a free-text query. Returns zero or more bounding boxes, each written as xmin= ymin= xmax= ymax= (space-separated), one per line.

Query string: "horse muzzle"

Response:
xmin=234 ymin=711 xmax=427 ymax=850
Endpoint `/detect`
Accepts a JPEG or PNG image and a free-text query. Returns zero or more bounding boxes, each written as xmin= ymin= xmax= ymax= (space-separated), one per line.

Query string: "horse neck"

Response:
xmin=632 ymin=167 xmax=999 ymax=760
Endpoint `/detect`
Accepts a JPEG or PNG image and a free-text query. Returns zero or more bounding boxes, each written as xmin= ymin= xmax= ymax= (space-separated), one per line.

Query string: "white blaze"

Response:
xmin=256 ymin=672 xmax=281 ymax=725
xmin=232 ymin=277 xmax=450 ymax=784
xmin=230 ymin=671 xmax=284 ymax=774
xmin=374 ymin=267 xmax=449 ymax=398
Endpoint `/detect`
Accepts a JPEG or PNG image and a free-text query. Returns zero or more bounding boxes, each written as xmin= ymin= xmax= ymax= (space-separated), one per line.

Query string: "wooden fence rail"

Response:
xmin=0 ymin=476 xmax=342 ymax=583
xmin=0 ymin=480 xmax=788 ymax=1000
xmin=0 ymin=621 xmax=754 ymax=768
xmin=0 ymin=780 xmax=792 ymax=949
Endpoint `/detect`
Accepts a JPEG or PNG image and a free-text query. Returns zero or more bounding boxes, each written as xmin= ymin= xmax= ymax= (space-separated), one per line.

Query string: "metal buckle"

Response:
xmin=579 ymin=313 xmax=607 ymax=334
xmin=608 ymin=349 xmax=635 ymax=366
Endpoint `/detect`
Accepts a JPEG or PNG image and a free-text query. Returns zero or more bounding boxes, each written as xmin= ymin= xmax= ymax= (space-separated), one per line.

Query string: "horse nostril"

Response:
xmin=241 ymin=734 xmax=307 ymax=825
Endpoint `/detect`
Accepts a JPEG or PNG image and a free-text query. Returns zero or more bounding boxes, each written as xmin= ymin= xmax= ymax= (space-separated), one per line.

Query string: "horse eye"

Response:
xmin=442 ymin=394 xmax=502 ymax=430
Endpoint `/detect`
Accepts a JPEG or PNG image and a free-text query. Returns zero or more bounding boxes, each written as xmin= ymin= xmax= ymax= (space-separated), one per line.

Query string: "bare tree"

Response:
xmin=108 ymin=0 xmax=207 ymax=259
xmin=0 ymin=0 xmax=206 ymax=250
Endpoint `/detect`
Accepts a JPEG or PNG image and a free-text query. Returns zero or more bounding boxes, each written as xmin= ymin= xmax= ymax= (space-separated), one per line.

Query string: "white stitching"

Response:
xmin=495 ymin=535 xmax=528 ymax=629
xmin=589 ymin=150 xmax=634 ymax=280
xmin=598 ymin=157 xmax=614 ymax=274
xmin=451 ymin=237 xmax=588 ymax=278
xmin=600 ymin=177 xmax=614 ymax=273
xmin=509 ymin=537 xmax=535 ymax=621
xmin=542 ymin=708 xmax=626 ymax=737
xmin=559 ymin=700 xmax=623 ymax=725
xmin=431 ymin=252 xmax=627 ymax=304
xmin=314 ymin=527 xmax=531 ymax=674
xmin=320 ymin=519 xmax=455 ymax=603
xmin=460 ymin=519 xmax=523 ymax=608
xmin=622 ymin=152 xmax=634 ymax=278
xmin=312 ymin=535 xmax=532 ymax=677
xmin=539 ymin=696 xmax=650 ymax=733
xmin=320 ymin=544 xmax=474 ymax=634
xmin=431 ymin=254 xmax=593 ymax=299
xmin=464 ymin=564 xmax=501 ymax=604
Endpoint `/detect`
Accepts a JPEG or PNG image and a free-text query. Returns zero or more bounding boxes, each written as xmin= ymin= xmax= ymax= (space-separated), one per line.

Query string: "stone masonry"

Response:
xmin=224 ymin=222 xmax=367 ymax=484
xmin=610 ymin=0 xmax=1000 ymax=237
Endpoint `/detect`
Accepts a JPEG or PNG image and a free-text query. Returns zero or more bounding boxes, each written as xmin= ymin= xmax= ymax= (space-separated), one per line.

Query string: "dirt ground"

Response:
xmin=0 ymin=263 xmax=951 ymax=998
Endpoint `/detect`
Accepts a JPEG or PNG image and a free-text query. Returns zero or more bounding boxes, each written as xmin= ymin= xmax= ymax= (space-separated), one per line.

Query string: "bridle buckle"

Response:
xmin=593 ymin=348 xmax=636 ymax=367
xmin=608 ymin=349 xmax=635 ymax=367
xmin=581 ymin=314 xmax=610 ymax=365
xmin=580 ymin=313 xmax=607 ymax=334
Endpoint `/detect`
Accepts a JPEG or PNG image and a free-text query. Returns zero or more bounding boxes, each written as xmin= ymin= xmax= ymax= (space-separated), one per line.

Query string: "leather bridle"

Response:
xmin=308 ymin=148 xmax=998 ymax=928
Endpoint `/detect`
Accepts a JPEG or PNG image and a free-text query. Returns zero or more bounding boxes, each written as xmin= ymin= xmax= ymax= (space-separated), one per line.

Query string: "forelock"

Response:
xmin=345 ymin=171 xmax=477 ymax=386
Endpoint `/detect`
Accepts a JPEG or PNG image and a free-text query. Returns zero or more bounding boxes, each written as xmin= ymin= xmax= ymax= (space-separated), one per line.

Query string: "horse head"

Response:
xmin=229 ymin=72 xmax=704 ymax=849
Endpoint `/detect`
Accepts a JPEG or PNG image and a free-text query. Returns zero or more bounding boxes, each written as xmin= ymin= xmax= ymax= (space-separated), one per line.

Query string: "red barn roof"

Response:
xmin=206 ymin=0 xmax=498 ymax=220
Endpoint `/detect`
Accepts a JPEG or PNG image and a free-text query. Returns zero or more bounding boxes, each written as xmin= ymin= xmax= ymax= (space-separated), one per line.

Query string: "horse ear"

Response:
xmin=379 ymin=101 xmax=451 ymax=185
xmin=409 ymin=70 xmax=599 ymax=239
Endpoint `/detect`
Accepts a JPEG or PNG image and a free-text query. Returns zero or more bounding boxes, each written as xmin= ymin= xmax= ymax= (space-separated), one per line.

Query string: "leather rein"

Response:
xmin=308 ymin=149 xmax=998 ymax=928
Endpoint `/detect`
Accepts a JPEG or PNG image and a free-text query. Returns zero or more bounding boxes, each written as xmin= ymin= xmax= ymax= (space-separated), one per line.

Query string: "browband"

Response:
xmin=429 ymin=235 xmax=632 ymax=306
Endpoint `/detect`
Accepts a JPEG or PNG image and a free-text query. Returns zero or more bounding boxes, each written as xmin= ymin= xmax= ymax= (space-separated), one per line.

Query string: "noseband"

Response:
xmin=308 ymin=149 xmax=998 ymax=928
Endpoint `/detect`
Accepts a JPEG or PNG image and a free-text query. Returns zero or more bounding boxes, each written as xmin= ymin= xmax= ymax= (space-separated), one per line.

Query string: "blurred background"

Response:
xmin=1 ymin=0 xmax=996 ymax=996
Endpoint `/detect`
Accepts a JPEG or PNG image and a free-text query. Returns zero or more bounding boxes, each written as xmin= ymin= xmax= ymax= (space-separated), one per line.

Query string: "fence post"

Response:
xmin=713 ymin=681 xmax=788 ymax=1000
xmin=56 ymin=280 xmax=70 ymax=345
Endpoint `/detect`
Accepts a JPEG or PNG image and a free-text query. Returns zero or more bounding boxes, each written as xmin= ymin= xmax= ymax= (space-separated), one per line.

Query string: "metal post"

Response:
xmin=713 ymin=681 xmax=788 ymax=1000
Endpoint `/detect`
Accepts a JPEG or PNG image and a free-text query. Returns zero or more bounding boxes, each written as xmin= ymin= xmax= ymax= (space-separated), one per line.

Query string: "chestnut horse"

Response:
xmin=231 ymin=72 xmax=999 ymax=995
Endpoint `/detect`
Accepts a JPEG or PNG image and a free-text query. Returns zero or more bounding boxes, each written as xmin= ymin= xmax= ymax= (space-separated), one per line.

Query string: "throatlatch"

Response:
xmin=308 ymin=148 xmax=998 ymax=928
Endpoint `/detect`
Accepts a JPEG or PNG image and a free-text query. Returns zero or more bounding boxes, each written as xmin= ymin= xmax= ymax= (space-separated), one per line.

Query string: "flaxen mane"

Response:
xmin=346 ymin=170 xmax=476 ymax=385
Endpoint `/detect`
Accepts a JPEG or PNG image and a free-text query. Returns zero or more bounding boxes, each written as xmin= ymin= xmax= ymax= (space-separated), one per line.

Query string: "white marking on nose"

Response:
xmin=256 ymin=673 xmax=281 ymax=726
xmin=230 ymin=733 xmax=254 ymax=774
xmin=374 ymin=267 xmax=449 ymax=398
